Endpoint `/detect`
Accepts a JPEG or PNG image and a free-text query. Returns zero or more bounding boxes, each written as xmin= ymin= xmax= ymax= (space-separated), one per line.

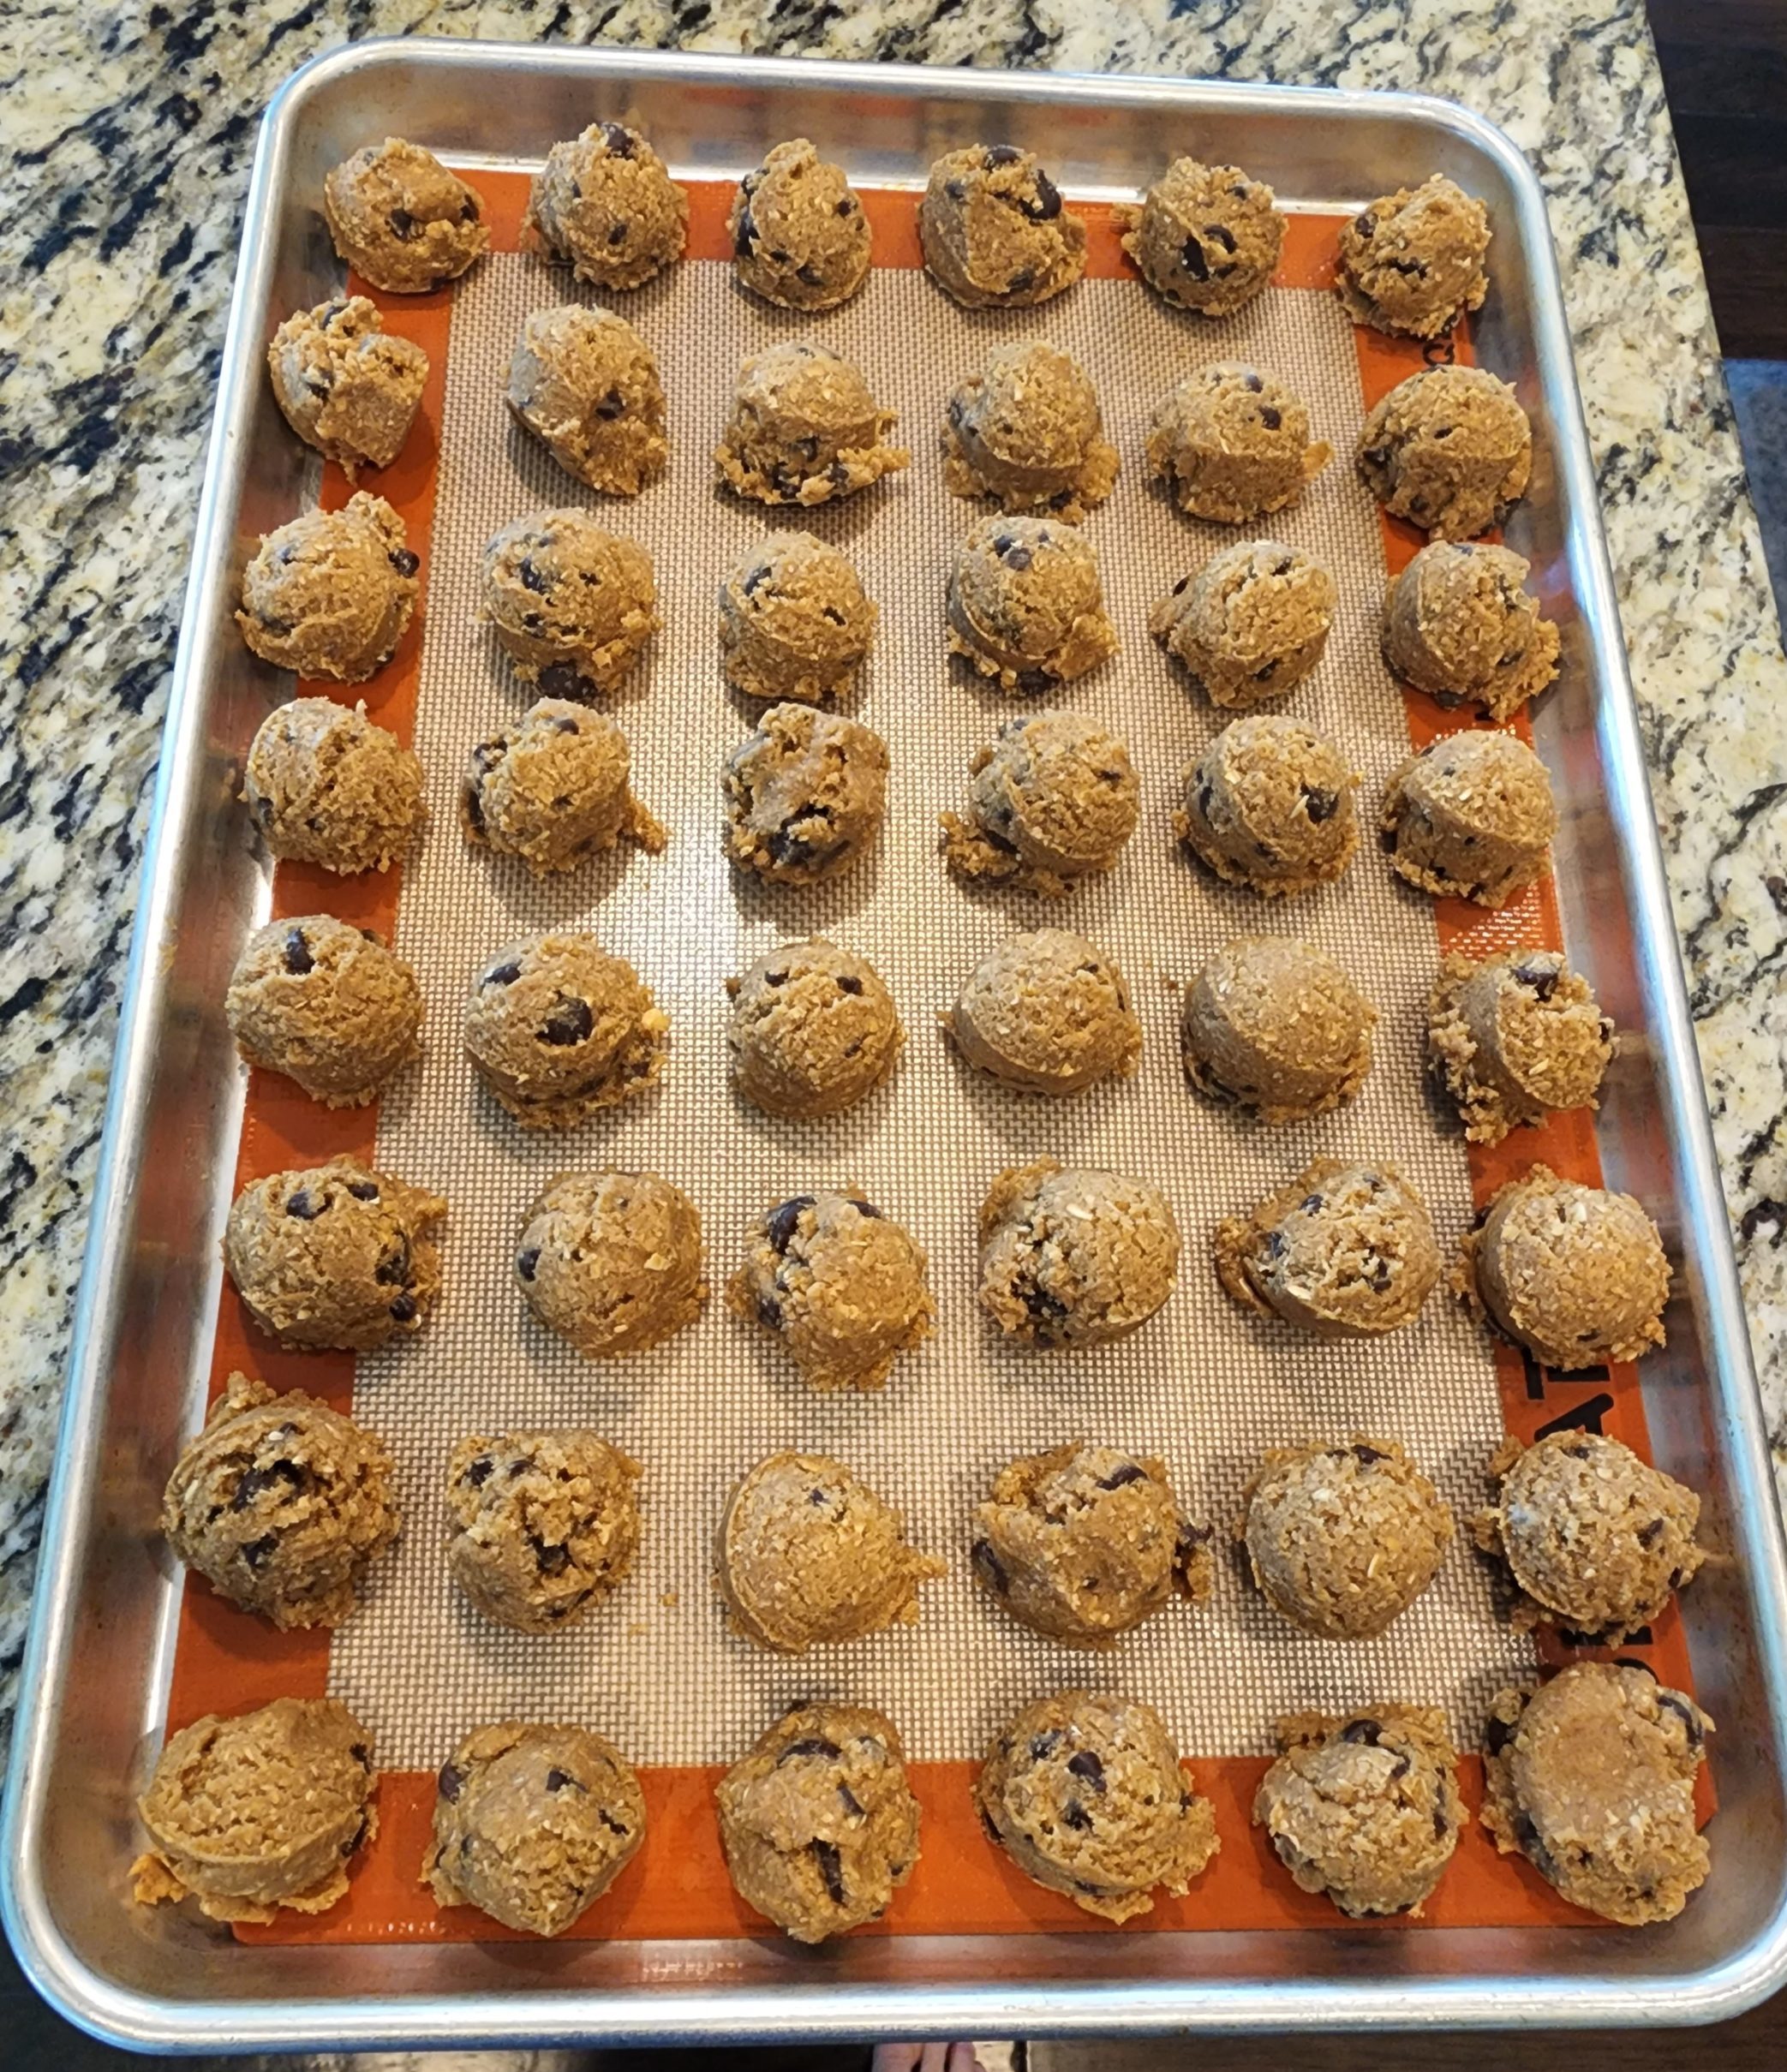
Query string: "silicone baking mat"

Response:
xmin=169 ymin=177 xmax=1700 ymax=1944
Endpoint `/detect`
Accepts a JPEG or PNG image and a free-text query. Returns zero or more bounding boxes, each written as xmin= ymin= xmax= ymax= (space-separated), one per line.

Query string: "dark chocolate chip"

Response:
xmin=1204 ymin=220 xmax=1237 ymax=254
xmin=1513 ymin=960 xmax=1559 ymax=1001
xmin=241 ymin=1533 xmax=278 ymax=1570
xmin=1302 ymin=786 xmax=1340 ymax=822
xmin=601 ymin=122 xmax=637 ymax=158
xmin=838 ymin=1782 xmax=865 ymax=1818
xmin=811 ymin=1836 xmax=846 ymax=1904
xmin=1002 ymin=544 xmax=1033 ymax=571
xmin=438 ymin=1762 xmax=463 ymax=1802
xmin=516 ymin=1245 xmax=540 ymax=1284
xmin=389 ymin=208 xmax=419 ymax=241
xmin=836 ymin=973 xmax=864 ymax=995
xmin=1354 ymin=211 xmax=1377 ymax=239
xmin=466 ymin=1454 xmax=494 ymax=1487
xmin=280 ymin=926 xmax=314 ymax=976
xmin=983 ymin=144 xmax=1024 ymax=167
xmin=1241 ymin=371 xmax=1264 ymax=393
xmin=1483 ymin=1715 xmax=1514 ymax=1755
xmin=599 ymin=1808 xmax=631 ymax=1835
xmin=529 ymin=1536 xmax=571 ymax=1575
xmin=483 ymin=960 xmax=522 ymax=987
xmin=231 ymin=1460 xmax=302 ymax=1510
xmin=798 ymin=262 xmax=827 ymax=286
xmin=545 ymin=1766 xmax=581 ymax=1793
xmin=1007 ymin=266 xmax=1037 ymax=295
xmin=390 ymin=547 xmax=421 ymax=576
xmin=538 ymin=994 xmax=595 ymax=1047
xmin=767 ymin=1196 xmax=816 ymax=1252
xmin=1029 ymin=1729 xmax=1064 ymax=1760
xmin=1351 ymin=1442 xmax=1389 ymax=1465
xmin=945 ymin=178 xmax=967 ymax=202
xmin=1637 ymin=1516 xmax=1666 ymax=1548
xmin=854 ymin=1198 xmax=883 ymax=1219
xmin=285 ymin=1190 xmax=320 ymax=1221
xmin=607 ymin=221 xmax=629 ymax=246
xmin=1179 ymin=235 xmax=1209 ymax=280
xmin=1021 ymin=172 xmax=1062 ymax=221
xmin=1066 ymin=1750 xmax=1105 ymax=1791
xmin=518 ymin=556 xmax=550 ymax=594
xmin=389 ymin=1292 xmax=417 ymax=1323
xmin=836 ymin=196 xmax=856 ymax=216
xmin=595 ymin=388 xmax=625 ymax=420
xmin=1340 ymin=1718 xmax=1384 ymax=1747
xmin=1062 ymin=1800 xmax=1092 ymax=1830
xmin=374 ymin=1237 xmax=409 ymax=1284
xmin=971 ymin=1538 xmax=1009 ymax=1594
xmin=1657 ymin=1692 xmax=1704 ymax=1752
xmin=1259 ymin=405 xmax=1282 ymax=430
xmin=459 ymin=192 xmax=480 ymax=222
xmin=778 ymin=1735 xmax=842 ymax=1764
xmin=1300 ymin=1194 xmax=1327 ymax=1215
xmin=756 ymin=1294 xmax=782 ymax=1331
xmin=553 ymin=714 xmax=580 ymax=735
xmin=768 ymin=248 xmax=791 ymax=265
xmin=827 ymin=459 xmax=851 ymax=492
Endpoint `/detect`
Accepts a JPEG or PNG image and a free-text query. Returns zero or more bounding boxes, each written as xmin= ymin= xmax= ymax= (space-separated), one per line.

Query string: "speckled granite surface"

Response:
xmin=3 ymin=0 xmax=1785 ymax=1753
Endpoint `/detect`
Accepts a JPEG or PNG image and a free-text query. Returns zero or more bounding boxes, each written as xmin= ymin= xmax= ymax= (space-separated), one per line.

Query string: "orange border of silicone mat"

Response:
xmin=161 ymin=176 xmax=1700 ymax=1948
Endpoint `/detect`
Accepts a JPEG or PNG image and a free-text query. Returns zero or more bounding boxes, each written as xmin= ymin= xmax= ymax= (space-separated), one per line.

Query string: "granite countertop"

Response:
xmin=3 ymin=0 xmax=1785 ymax=1754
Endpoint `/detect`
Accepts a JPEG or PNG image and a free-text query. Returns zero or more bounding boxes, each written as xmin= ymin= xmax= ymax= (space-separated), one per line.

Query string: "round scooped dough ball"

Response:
xmin=516 ymin=1170 xmax=704 ymax=1355
xmin=1383 ymin=541 xmax=1559 ymax=720
xmin=1380 ymin=729 xmax=1557 ymax=908
xmin=1117 ymin=158 xmax=1285 ymax=316
xmin=722 ymin=702 xmax=888 ymax=887
xmin=977 ymin=1691 xmax=1219 ymax=1923
xmin=1146 ymin=365 xmax=1331 ymax=525
xmin=941 ymin=710 xmax=1139 ymax=899
xmin=524 ymin=120 xmax=687 ymax=290
xmin=463 ymin=933 xmax=667 ymax=1130
xmin=726 ymin=940 xmax=903 ymax=1118
xmin=266 ymin=296 xmax=427 ymax=480
xmin=131 ymin=1699 xmax=375 ymax=1925
xmin=1174 ymin=714 xmax=1360 ymax=897
xmin=949 ymin=929 xmax=1140 ymax=1097
xmin=321 ymin=137 xmax=487 ymax=295
xmin=1242 ymin=1438 xmax=1454 ymax=1640
xmin=242 ymin=696 xmax=425 ymax=875
xmin=463 ymin=700 xmax=666 ymax=877
xmin=971 ymin=1442 xmax=1211 ymax=1646
xmin=720 ymin=1450 xmax=944 ymax=1653
xmin=224 ymin=1157 xmax=445 ymax=1351
xmin=942 ymin=339 xmax=1119 ymax=521
xmin=161 ymin=1370 xmax=399 ymax=1631
xmin=977 ymin=1157 xmax=1180 ymax=1348
xmin=1425 ymin=947 xmax=1613 ymax=1143
xmin=479 ymin=509 xmax=658 ymax=699
xmin=1180 ymin=936 xmax=1376 ymax=1124
xmin=1481 ymin=1663 xmax=1711 ymax=1926
xmin=719 ymin=532 xmax=876 ymax=705
xmin=425 ymin=1722 xmax=645 ymax=1937
xmin=445 ymin=1429 xmax=642 ymax=1633
xmin=919 ymin=144 xmax=1085 ymax=308
xmin=1471 ymin=1430 xmax=1705 ymax=1645
xmin=1357 ymin=365 xmax=1532 ymax=540
xmin=1150 ymin=540 xmax=1337 ymax=708
xmin=505 ymin=303 xmax=667 ymax=496
xmin=1254 ymin=1707 xmax=1463 ymax=1918
xmin=226 ymin=914 xmax=421 ymax=1107
xmin=714 ymin=342 xmax=909 ymax=507
xmin=1216 ymin=1156 xmax=1440 ymax=1338
xmin=237 ymin=493 xmax=418 ymax=684
xmin=729 ymin=138 xmax=873 ymax=311
xmin=947 ymin=516 xmax=1118 ymax=690
xmin=727 ymin=1189 xmax=933 ymax=1394
xmin=1336 ymin=176 xmax=1491 ymax=340
xmin=1455 ymin=1162 xmax=1670 ymax=1370
xmin=717 ymin=1704 xmax=920 ymax=1943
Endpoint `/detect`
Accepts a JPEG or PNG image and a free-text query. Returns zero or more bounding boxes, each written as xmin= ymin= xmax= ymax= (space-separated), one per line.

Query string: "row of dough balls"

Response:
xmin=220 ymin=1151 xmax=1671 ymax=1387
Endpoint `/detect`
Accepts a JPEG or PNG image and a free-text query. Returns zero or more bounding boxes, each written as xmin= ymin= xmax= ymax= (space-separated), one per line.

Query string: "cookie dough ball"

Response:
xmin=719 ymin=532 xmax=876 ymax=705
xmin=237 ymin=493 xmax=418 ymax=684
xmin=715 ymin=342 xmax=908 ymax=507
xmin=524 ymin=120 xmax=687 ymax=290
xmin=729 ymin=138 xmax=872 ymax=311
xmin=267 ymin=296 xmax=428 ymax=479
xmin=1380 ymin=729 xmax=1557 ymax=908
xmin=464 ymin=933 xmax=667 ymax=1130
xmin=1336 ymin=176 xmax=1491 ymax=340
xmin=1254 ymin=1708 xmax=1462 ymax=1917
xmin=243 ymin=696 xmax=424 ymax=874
xmin=425 ymin=1722 xmax=645 ymax=1937
xmin=720 ymin=1450 xmax=944 ymax=1652
xmin=321 ymin=137 xmax=486 ymax=295
xmin=161 ymin=1370 xmax=399 ymax=1630
xmin=726 ymin=940 xmax=903 ymax=1118
xmin=1146 ymin=365 xmax=1330 ymax=525
xmin=977 ymin=1157 xmax=1180 ymax=1348
xmin=972 ymin=1442 xmax=1211 ymax=1646
xmin=722 ymin=702 xmax=888 ymax=887
xmin=225 ymin=914 xmax=421 ymax=1107
xmin=919 ymin=145 xmax=1086 ymax=308
xmin=505 ymin=303 xmax=667 ymax=496
xmin=1383 ymin=542 xmax=1559 ymax=719
xmin=445 ymin=1429 xmax=642 ymax=1633
xmin=947 ymin=515 xmax=1117 ymax=690
xmin=1117 ymin=158 xmax=1286 ymax=316
xmin=1471 ymin=1430 xmax=1704 ymax=1644
xmin=1216 ymin=1156 xmax=1440 ymax=1338
xmin=949 ymin=929 xmax=1140 ymax=1097
xmin=717 ymin=1704 xmax=921 ymax=1942
xmin=727 ymin=1189 xmax=933 ymax=1394
xmin=1181 ymin=936 xmax=1375 ymax=1124
xmin=1357 ymin=365 xmax=1532 ymax=540
xmin=1242 ymin=1438 xmax=1453 ymax=1639
xmin=942 ymin=339 xmax=1118 ymax=521
xmin=480 ymin=510 xmax=658 ymax=699
xmin=1175 ymin=714 xmax=1360 ymax=896
xmin=131 ymin=1699 xmax=375 ymax=1924
xmin=463 ymin=701 xmax=666 ymax=877
xmin=941 ymin=710 xmax=1139 ymax=898
xmin=516 ymin=1170 xmax=704 ymax=1355
xmin=224 ymin=1157 xmax=445 ymax=1351
xmin=1481 ymin=1663 xmax=1711 ymax=1925
xmin=1150 ymin=540 xmax=1337 ymax=708
xmin=1455 ymin=1163 xmax=1670 ymax=1369
xmin=1426 ymin=948 xmax=1613 ymax=1143
xmin=977 ymin=1692 xmax=1218 ymax=1922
